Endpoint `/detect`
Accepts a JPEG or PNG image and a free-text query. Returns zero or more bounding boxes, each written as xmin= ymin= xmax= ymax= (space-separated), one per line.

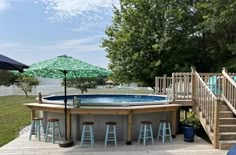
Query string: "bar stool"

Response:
xmin=80 ymin=122 xmax=95 ymax=147
xmin=157 ymin=120 xmax=172 ymax=143
xmin=104 ymin=122 xmax=117 ymax=147
xmin=44 ymin=118 xmax=62 ymax=144
xmin=138 ymin=121 xmax=154 ymax=145
xmin=29 ymin=117 xmax=45 ymax=141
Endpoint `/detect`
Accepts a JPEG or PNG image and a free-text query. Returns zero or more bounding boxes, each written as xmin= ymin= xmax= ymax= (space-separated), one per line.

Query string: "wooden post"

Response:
xmin=67 ymin=110 xmax=71 ymax=140
xmin=213 ymin=99 xmax=220 ymax=149
xmin=127 ymin=110 xmax=133 ymax=145
xmin=172 ymin=73 xmax=175 ymax=101
xmin=191 ymin=67 xmax=196 ymax=101
xmin=163 ymin=74 xmax=167 ymax=94
xmin=171 ymin=109 xmax=177 ymax=137
xmin=31 ymin=109 xmax=36 ymax=120
xmin=155 ymin=77 xmax=158 ymax=94
xmin=222 ymin=67 xmax=227 ymax=97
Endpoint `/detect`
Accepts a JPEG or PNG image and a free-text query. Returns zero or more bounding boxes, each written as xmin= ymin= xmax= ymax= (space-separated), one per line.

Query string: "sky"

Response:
xmin=0 ymin=0 xmax=119 ymax=69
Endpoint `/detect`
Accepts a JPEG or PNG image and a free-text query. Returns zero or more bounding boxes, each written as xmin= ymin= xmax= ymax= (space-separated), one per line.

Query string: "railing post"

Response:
xmin=213 ymin=99 xmax=220 ymax=149
xmin=172 ymin=73 xmax=175 ymax=101
xmin=163 ymin=74 xmax=167 ymax=94
xmin=191 ymin=67 xmax=196 ymax=101
xmin=155 ymin=77 xmax=158 ymax=94
xmin=222 ymin=67 xmax=227 ymax=97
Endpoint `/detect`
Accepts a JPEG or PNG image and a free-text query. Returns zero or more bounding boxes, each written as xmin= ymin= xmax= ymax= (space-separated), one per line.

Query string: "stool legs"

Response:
xmin=44 ymin=120 xmax=61 ymax=144
xmin=80 ymin=124 xmax=94 ymax=147
xmin=138 ymin=123 xmax=154 ymax=145
xmin=157 ymin=121 xmax=172 ymax=143
xmin=105 ymin=124 xmax=117 ymax=147
xmin=29 ymin=119 xmax=45 ymax=141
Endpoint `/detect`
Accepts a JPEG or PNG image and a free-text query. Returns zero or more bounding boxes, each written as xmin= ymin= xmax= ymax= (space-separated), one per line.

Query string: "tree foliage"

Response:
xmin=62 ymin=78 xmax=97 ymax=94
xmin=102 ymin=0 xmax=236 ymax=88
xmin=0 ymin=70 xmax=18 ymax=86
xmin=15 ymin=75 xmax=39 ymax=97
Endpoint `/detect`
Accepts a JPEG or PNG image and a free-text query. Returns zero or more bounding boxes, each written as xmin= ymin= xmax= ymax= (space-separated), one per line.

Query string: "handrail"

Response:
xmin=194 ymin=71 xmax=219 ymax=148
xmin=222 ymin=70 xmax=236 ymax=115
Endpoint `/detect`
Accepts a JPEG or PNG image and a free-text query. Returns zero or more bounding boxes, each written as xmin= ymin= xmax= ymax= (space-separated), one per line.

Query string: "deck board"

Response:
xmin=0 ymin=132 xmax=228 ymax=155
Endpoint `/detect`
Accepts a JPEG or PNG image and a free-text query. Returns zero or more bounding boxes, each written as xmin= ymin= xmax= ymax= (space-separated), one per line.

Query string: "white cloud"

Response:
xmin=56 ymin=35 xmax=103 ymax=52
xmin=0 ymin=0 xmax=11 ymax=12
xmin=40 ymin=0 xmax=119 ymax=21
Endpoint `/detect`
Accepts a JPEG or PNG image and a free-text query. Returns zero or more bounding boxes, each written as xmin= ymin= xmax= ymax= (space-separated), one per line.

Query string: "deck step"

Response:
xmin=219 ymin=140 xmax=236 ymax=150
xmin=220 ymin=111 xmax=235 ymax=118
xmin=220 ymin=118 xmax=236 ymax=124
xmin=220 ymin=132 xmax=236 ymax=140
xmin=220 ymin=104 xmax=231 ymax=111
xmin=220 ymin=125 xmax=236 ymax=132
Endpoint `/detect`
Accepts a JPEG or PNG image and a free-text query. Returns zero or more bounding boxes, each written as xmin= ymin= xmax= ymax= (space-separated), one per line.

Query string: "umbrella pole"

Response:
xmin=59 ymin=71 xmax=73 ymax=147
xmin=64 ymin=72 xmax=68 ymax=141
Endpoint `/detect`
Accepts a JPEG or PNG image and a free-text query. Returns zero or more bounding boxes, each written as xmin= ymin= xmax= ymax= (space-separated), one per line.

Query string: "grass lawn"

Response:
xmin=0 ymin=95 xmax=36 ymax=147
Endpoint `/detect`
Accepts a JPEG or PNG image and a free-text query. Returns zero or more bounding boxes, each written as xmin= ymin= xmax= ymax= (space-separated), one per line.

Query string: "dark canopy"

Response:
xmin=0 ymin=54 xmax=29 ymax=72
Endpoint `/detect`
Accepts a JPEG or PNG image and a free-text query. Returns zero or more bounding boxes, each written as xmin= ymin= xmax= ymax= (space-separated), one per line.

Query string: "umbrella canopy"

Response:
xmin=25 ymin=55 xmax=110 ymax=78
xmin=0 ymin=54 xmax=29 ymax=72
xmin=24 ymin=55 xmax=111 ymax=147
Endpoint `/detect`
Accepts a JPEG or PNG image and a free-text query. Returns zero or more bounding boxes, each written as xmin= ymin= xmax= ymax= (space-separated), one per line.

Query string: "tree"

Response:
xmin=62 ymin=78 xmax=96 ymax=94
xmin=0 ymin=70 xmax=18 ymax=86
xmin=15 ymin=75 xmax=39 ymax=97
xmin=102 ymin=0 xmax=236 ymax=89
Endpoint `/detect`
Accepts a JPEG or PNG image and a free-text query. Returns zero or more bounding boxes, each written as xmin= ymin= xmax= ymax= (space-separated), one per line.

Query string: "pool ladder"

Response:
xmin=166 ymin=84 xmax=173 ymax=100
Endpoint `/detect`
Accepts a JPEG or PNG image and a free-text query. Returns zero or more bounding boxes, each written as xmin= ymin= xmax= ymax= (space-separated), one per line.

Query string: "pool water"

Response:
xmin=43 ymin=94 xmax=168 ymax=106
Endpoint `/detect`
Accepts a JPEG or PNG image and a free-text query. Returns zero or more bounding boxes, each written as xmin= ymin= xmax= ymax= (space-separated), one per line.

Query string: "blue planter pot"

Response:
xmin=182 ymin=126 xmax=195 ymax=142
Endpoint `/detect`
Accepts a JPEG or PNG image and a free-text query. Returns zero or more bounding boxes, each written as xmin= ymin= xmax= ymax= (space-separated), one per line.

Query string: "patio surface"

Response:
xmin=0 ymin=132 xmax=228 ymax=155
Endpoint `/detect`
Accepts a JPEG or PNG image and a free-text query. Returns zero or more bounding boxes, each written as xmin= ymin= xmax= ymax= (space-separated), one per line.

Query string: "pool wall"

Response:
xmin=44 ymin=111 xmax=175 ymax=141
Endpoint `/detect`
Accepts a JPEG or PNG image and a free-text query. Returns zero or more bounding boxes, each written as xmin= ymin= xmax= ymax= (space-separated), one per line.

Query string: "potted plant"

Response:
xmin=181 ymin=111 xmax=201 ymax=142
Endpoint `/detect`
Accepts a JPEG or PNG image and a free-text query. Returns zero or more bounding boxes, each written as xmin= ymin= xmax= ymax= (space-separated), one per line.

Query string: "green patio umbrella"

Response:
xmin=24 ymin=55 xmax=111 ymax=147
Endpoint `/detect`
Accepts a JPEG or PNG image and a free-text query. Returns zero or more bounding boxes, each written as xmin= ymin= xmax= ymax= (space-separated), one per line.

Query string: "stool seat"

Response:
xmin=32 ymin=117 xmax=43 ymax=120
xmin=80 ymin=122 xmax=95 ymax=147
xmin=48 ymin=118 xmax=59 ymax=122
xmin=83 ymin=122 xmax=94 ymax=125
xmin=138 ymin=121 xmax=154 ymax=145
xmin=106 ymin=122 xmax=117 ymax=125
xmin=160 ymin=120 xmax=168 ymax=122
xmin=44 ymin=118 xmax=61 ymax=144
xmin=141 ymin=121 xmax=152 ymax=124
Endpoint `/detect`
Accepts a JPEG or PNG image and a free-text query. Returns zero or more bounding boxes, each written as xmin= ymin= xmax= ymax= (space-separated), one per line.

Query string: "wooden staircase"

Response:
xmin=155 ymin=67 xmax=236 ymax=150
xmin=219 ymin=101 xmax=236 ymax=150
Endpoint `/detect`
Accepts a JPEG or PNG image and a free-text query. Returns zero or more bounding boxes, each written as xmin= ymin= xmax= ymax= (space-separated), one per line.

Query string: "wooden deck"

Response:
xmin=0 ymin=131 xmax=227 ymax=155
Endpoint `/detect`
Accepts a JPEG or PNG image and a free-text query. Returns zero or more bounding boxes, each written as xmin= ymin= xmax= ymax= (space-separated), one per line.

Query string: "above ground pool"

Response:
xmin=42 ymin=94 xmax=169 ymax=106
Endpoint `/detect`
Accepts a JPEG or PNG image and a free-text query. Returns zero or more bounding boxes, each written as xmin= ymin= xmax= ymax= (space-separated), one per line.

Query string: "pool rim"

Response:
xmin=39 ymin=93 xmax=170 ymax=106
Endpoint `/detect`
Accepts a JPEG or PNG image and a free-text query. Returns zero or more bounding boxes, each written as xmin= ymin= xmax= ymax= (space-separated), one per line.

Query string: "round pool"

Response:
xmin=42 ymin=94 xmax=169 ymax=106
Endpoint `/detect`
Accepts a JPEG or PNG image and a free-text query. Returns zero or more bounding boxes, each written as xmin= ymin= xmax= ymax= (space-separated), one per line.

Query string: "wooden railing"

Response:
xmin=155 ymin=74 xmax=172 ymax=95
xmin=172 ymin=72 xmax=192 ymax=100
xmin=155 ymin=72 xmax=192 ymax=100
xmin=198 ymin=73 xmax=223 ymax=98
xmin=194 ymin=69 xmax=220 ymax=148
xmin=222 ymin=68 xmax=236 ymax=115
